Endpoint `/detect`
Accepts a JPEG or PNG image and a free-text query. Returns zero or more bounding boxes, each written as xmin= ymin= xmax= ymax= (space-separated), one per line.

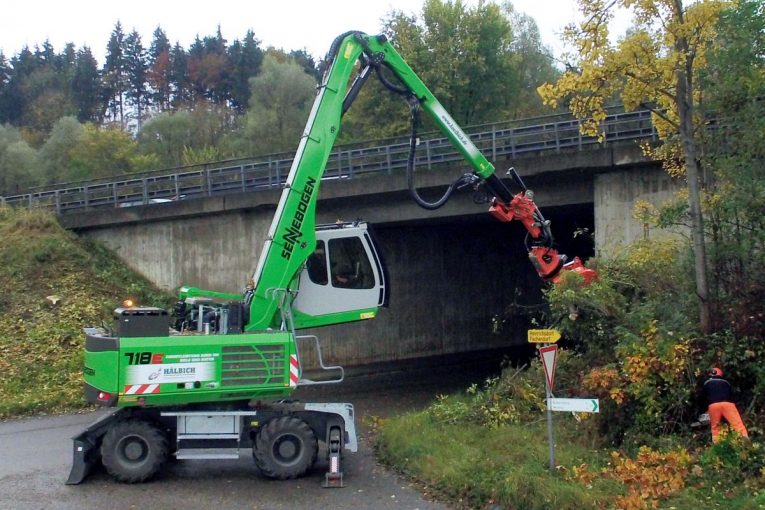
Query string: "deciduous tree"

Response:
xmin=225 ymin=54 xmax=316 ymax=155
xmin=38 ymin=116 xmax=85 ymax=184
xmin=698 ymin=0 xmax=765 ymax=332
xmin=340 ymin=0 xmax=556 ymax=141
xmin=537 ymin=0 xmax=728 ymax=334
xmin=0 ymin=124 xmax=39 ymax=194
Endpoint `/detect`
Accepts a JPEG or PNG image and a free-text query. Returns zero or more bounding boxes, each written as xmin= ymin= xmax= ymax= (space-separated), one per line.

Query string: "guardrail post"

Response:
xmin=112 ymin=182 xmax=118 ymax=207
xmin=0 ymin=196 xmax=5 ymax=207
xmin=84 ymin=186 xmax=90 ymax=208
xmin=491 ymin=125 xmax=497 ymax=160
xmin=386 ymin=146 xmax=392 ymax=174
xmin=240 ymin=165 xmax=246 ymax=191
xmin=28 ymin=194 xmax=33 ymax=208
xmin=205 ymin=169 xmax=212 ymax=196
xmin=347 ymin=152 xmax=353 ymax=178
xmin=174 ymin=174 xmax=179 ymax=199
xmin=555 ymin=122 xmax=561 ymax=152
xmin=425 ymin=139 xmax=432 ymax=169
xmin=55 ymin=190 xmax=61 ymax=215
xmin=275 ymin=161 xmax=281 ymax=187
xmin=142 ymin=179 xmax=148 ymax=204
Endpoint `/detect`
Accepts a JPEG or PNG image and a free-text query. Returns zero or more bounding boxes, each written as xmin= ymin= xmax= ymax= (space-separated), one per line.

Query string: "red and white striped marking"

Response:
xmin=330 ymin=455 xmax=339 ymax=473
xmin=289 ymin=355 xmax=299 ymax=387
xmin=124 ymin=384 xmax=160 ymax=395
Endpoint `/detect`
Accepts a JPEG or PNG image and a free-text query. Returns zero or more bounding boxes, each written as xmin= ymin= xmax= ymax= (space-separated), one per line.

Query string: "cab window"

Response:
xmin=306 ymin=241 xmax=328 ymax=285
xmin=329 ymin=237 xmax=374 ymax=289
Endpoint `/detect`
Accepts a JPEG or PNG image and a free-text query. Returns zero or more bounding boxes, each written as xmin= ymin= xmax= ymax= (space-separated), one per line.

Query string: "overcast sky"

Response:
xmin=0 ymin=0 xmax=631 ymax=64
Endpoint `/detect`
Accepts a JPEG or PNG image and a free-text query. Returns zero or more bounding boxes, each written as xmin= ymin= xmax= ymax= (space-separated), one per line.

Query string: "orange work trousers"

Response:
xmin=708 ymin=401 xmax=749 ymax=443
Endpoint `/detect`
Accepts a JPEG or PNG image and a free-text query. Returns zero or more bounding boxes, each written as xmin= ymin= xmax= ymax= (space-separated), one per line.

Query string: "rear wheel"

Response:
xmin=253 ymin=416 xmax=318 ymax=479
xmin=100 ymin=419 xmax=168 ymax=483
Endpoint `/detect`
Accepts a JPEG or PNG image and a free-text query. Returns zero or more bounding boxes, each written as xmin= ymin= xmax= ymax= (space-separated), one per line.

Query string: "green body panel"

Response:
xmin=291 ymin=307 xmax=378 ymax=330
xmin=178 ymin=286 xmax=241 ymax=302
xmin=84 ymin=350 xmax=119 ymax=394
xmin=85 ymin=332 xmax=297 ymax=407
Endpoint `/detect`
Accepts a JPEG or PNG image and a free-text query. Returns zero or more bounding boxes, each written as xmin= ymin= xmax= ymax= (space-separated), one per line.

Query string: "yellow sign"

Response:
xmin=527 ymin=329 xmax=561 ymax=344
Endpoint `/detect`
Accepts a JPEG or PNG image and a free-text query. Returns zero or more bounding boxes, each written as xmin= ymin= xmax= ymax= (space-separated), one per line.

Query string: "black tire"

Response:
xmin=100 ymin=419 xmax=168 ymax=483
xmin=253 ymin=416 xmax=318 ymax=479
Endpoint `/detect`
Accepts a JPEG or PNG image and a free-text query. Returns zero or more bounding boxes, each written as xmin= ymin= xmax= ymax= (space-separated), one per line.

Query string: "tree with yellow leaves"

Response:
xmin=538 ymin=0 xmax=730 ymax=334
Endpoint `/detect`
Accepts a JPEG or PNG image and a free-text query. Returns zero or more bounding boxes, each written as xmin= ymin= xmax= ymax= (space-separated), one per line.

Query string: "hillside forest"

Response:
xmin=0 ymin=0 xmax=558 ymax=195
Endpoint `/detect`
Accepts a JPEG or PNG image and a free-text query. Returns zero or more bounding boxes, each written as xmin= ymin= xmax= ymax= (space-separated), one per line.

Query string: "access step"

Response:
xmin=175 ymin=448 xmax=241 ymax=460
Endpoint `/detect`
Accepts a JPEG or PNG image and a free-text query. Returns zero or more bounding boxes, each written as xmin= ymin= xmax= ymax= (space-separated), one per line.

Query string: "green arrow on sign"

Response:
xmin=592 ymin=400 xmax=598 ymax=412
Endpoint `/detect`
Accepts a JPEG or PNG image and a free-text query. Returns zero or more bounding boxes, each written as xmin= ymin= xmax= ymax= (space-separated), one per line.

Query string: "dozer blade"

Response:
xmin=66 ymin=436 xmax=98 ymax=485
xmin=66 ymin=410 xmax=124 ymax=485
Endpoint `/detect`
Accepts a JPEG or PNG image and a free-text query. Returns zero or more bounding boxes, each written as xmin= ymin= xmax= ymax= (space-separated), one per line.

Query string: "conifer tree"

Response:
xmin=170 ymin=42 xmax=190 ymax=107
xmin=148 ymin=27 xmax=172 ymax=111
xmin=124 ymin=29 xmax=149 ymax=129
xmin=103 ymin=21 xmax=127 ymax=126
xmin=71 ymin=46 xmax=102 ymax=123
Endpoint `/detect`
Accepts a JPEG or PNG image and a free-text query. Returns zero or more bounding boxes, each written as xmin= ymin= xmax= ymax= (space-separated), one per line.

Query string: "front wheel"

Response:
xmin=253 ymin=416 xmax=318 ymax=479
xmin=100 ymin=419 xmax=168 ymax=483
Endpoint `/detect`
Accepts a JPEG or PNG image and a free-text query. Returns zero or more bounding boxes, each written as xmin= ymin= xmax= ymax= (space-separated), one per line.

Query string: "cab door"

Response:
xmin=292 ymin=222 xmax=388 ymax=328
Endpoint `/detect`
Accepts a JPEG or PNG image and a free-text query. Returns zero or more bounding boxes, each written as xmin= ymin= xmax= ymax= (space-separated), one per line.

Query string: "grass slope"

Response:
xmin=0 ymin=207 xmax=172 ymax=417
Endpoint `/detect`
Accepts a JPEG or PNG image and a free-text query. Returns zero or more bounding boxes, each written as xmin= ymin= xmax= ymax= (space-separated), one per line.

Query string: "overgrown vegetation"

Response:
xmin=0 ymin=207 xmax=171 ymax=417
xmin=377 ymin=339 xmax=765 ymax=509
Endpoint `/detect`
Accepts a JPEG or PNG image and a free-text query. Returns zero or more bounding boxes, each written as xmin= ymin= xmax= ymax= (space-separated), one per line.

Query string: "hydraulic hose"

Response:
xmin=334 ymin=33 xmax=476 ymax=211
xmin=404 ymin=102 xmax=470 ymax=210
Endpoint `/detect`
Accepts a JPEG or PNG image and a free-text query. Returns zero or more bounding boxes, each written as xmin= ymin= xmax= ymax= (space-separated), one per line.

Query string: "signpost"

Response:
xmin=530 ymin=329 xmax=600 ymax=472
xmin=538 ymin=344 xmax=558 ymax=472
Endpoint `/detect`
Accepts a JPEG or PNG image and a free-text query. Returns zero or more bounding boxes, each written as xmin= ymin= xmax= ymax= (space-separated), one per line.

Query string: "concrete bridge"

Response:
xmin=10 ymin=109 xmax=682 ymax=367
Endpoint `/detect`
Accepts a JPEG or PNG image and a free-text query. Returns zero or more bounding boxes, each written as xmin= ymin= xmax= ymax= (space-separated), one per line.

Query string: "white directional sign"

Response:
xmin=548 ymin=398 xmax=600 ymax=413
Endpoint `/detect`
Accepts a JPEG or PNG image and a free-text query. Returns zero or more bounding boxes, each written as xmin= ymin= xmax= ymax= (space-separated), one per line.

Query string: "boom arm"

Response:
xmin=245 ymin=32 xmax=595 ymax=331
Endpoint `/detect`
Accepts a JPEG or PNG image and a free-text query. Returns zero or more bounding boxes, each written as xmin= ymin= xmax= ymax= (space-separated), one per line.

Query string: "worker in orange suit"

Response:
xmin=702 ymin=367 xmax=749 ymax=443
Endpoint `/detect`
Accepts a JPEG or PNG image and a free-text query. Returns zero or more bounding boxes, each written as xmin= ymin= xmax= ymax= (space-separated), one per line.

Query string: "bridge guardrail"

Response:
xmin=3 ymin=110 xmax=655 ymax=214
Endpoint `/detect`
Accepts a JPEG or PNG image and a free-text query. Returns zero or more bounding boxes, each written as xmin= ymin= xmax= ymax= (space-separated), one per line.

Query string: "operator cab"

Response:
xmin=293 ymin=222 xmax=388 ymax=320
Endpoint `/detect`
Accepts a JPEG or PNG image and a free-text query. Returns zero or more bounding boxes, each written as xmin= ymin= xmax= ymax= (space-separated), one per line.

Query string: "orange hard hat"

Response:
xmin=710 ymin=367 xmax=723 ymax=377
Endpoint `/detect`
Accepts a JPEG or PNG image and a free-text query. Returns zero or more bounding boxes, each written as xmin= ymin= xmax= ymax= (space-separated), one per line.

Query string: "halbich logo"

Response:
xmin=127 ymin=362 xmax=213 ymax=385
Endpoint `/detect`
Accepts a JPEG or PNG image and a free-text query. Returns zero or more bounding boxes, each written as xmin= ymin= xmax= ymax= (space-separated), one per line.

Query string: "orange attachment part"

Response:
xmin=529 ymin=248 xmax=598 ymax=284
xmin=489 ymin=193 xmax=598 ymax=285
xmin=555 ymin=257 xmax=598 ymax=285
xmin=489 ymin=193 xmax=542 ymax=238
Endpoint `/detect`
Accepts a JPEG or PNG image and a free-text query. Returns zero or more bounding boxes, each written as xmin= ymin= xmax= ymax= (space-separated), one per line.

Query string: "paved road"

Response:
xmin=0 ymin=354 xmax=505 ymax=510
